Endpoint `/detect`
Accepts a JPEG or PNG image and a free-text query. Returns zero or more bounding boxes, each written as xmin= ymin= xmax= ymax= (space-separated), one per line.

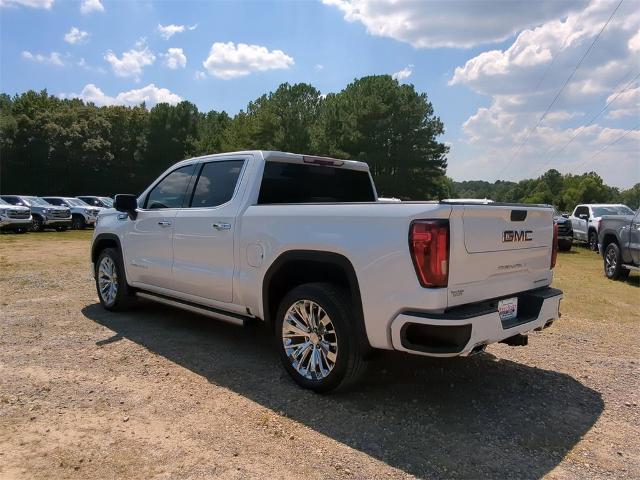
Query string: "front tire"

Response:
xmin=31 ymin=216 xmax=44 ymax=232
xmin=604 ymin=243 xmax=629 ymax=280
xmin=558 ymin=239 xmax=572 ymax=252
xmin=276 ymin=282 xmax=367 ymax=393
xmin=588 ymin=230 xmax=598 ymax=252
xmin=95 ymin=248 xmax=134 ymax=311
xmin=72 ymin=215 xmax=86 ymax=230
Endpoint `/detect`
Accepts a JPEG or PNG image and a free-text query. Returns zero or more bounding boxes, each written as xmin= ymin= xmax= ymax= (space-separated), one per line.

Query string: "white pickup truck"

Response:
xmin=91 ymin=151 xmax=562 ymax=392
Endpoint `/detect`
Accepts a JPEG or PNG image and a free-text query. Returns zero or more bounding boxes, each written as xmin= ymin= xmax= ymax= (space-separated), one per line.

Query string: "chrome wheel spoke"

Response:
xmin=282 ymin=299 xmax=338 ymax=381
xmin=97 ymin=256 xmax=118 ymax=305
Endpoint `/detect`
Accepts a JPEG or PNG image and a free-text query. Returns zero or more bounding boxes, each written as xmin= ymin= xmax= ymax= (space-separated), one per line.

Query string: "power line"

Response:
xmin=572 ymin=124 xmax=639 ymax=173
xmin=529 ymin=0 xmax=592 ymax=93
xmin=494 ymin=0 xmax=625 ymax=181
xmin=530 ymin=70 xmax=640 ymax=177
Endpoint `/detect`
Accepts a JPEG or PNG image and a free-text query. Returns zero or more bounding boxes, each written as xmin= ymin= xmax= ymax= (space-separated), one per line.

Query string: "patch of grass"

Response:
xmin=553 ymin=246 xmax=639 ymax=326
xmin=1 ymin=229 xmax=93 ymax=242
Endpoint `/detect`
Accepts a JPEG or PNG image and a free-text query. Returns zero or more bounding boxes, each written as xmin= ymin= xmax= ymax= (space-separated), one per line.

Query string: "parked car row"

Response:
xmin=0 ymin=195 xmax=112 ymax=233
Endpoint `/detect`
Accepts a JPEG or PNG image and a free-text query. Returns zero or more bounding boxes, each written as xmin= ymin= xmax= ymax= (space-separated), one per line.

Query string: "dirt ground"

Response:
xmin=1 ymin=231 xmax=638 ymax=479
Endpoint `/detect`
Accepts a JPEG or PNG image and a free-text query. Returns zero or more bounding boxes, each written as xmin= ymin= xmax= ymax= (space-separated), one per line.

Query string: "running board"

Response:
xmin=623 ymin=264 xmax=640 ymax=271
xmin=136 ymin=291 xmax=248 ymax=327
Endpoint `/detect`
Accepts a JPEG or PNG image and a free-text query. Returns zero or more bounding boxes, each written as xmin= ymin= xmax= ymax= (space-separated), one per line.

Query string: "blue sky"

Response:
xmin=1 ymin=0 xmax=638 ymax=188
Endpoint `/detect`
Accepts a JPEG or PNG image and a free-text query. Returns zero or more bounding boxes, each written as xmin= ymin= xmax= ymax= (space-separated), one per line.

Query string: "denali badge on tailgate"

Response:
xmin=502 ymin=230 xmax=533 ymax=242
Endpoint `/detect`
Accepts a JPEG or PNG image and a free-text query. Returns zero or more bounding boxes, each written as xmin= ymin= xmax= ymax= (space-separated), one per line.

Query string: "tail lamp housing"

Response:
xmin=409 ymin=220 xmax=449 ymax=288
xmin=551 ymin=222 xmax=558 ymax=269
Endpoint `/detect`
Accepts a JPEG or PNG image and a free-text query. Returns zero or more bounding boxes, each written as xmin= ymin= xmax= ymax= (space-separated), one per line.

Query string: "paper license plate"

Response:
xmin=498 ymin=297 xmax=518 ymax=322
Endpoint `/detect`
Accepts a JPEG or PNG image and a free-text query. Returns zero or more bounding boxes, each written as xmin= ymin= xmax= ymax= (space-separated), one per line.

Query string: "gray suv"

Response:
xmin=0 ymin=195 xmax=71 ymax=232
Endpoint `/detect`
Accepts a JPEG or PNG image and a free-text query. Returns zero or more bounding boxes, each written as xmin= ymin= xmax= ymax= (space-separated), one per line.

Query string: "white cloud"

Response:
xmin=22 ymin=50 xmax=64 ymax=66
xmin=193 ymin=70 xmax=206 ymax=80
xmin=64 ymin=27 xmax=89 ymax=45
xmin=606 ymin=86 xmax=640 ymax=119
xmin=104 ymin=44 xmax=155 ymax=81
xmin=157 ymin=23 xmax=197 ymax=40
xmin=61 ymin=83 xmax=182 ymax=107
xmin=315 ymin=64 xmax=324 ymax=71
xmin=324 ymin=0 xmax=585 ymax=48
xmin=77 ymin=57 xmax=107 ymax=74
xmin=629 ymin=30 xmax=640 ymax=52
xmin=0 ymin=0 xmax=53 ymax=8
xmin=202 ymin=42 xmax=294 ymax=79
xmin=447 ymin=0 xmax=640 ymax=188
xmin=392 ymin=65 xmax=413 ymax=81
xmin=80 ymin=0 xmax=103 ymax=14
xmin=162 ymin=47 xmax=187 ymax=69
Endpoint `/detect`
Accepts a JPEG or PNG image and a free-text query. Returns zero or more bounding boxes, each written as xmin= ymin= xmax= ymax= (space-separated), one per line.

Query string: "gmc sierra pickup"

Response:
xmin=91 ymin=151 xmax=563 ymax=392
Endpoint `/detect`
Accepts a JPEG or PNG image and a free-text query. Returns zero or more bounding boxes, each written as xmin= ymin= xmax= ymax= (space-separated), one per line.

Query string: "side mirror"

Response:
xmin=579 ymin=214 xmax=589 ymax=220
xmin=114 ymin=194 xmax=138 ymax=220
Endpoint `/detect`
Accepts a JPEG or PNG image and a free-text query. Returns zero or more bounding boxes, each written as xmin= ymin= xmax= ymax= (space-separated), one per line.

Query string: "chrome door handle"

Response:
xmin=158 ymin=221 xmax=172 ymax=227
xmin=213 ymin=222 xmax=231 ymax=230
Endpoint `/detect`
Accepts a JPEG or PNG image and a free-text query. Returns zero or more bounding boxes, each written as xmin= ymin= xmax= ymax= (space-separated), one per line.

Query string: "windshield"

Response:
xmin=99 ymin=197 xmax=113 ymax=207
xmin=0 ymin=198 xmax=10 ymax=206
xmin=23 ymin=196 xmax=53 ymax=207
xmin=592 ymin=205 xmax=634 ymax=216
xmin=66 ymin=198 xmax=88 ymax=207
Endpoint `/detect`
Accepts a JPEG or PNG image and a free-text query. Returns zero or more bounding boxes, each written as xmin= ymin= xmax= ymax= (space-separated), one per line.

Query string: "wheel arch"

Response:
xmin=91 ymin=233 xmax=122 ymax=264
xmin=600 ymin=232 xmax=618 ymax=257
xmin=262 ymin=250 xmax=370 ymax=351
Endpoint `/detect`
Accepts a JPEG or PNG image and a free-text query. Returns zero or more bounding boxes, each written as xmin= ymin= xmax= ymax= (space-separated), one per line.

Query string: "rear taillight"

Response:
xmin=409 ymin=220 xmax=449 ymax=288
xmin=551 ymin=222 xmax=558 ymax=269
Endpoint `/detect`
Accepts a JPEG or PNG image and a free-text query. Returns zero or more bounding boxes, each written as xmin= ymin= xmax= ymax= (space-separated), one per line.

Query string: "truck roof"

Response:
xmin=578 ymin=203 xmax=629 ymax=208
xmin=174 ymin=150 xmax=370 ymax=172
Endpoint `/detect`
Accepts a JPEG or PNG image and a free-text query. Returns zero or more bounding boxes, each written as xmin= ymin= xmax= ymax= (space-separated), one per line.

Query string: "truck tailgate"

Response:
xmin=447 ymin=204 xmax=554 ymax=307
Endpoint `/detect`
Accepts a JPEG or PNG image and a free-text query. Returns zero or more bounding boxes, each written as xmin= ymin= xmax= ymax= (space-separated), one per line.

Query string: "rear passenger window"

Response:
xmin=189 ymin=160 xmax=244 ymax=208
xmin=145 ymin=164 xmax=196 ymax=209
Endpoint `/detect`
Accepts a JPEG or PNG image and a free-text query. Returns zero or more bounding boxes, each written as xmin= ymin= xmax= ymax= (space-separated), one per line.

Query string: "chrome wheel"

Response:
xmin=98 ymin=256 xmax=118 ymax=306
xmin=282 ymin=299 xmax=338 ymax=381
xmin=605 ymin=247 xmax=617 ymax=277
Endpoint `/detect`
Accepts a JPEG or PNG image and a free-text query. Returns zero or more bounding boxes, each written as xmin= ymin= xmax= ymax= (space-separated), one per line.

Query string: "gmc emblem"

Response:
xmin=503 ymin=230 xmax=533 ymax=242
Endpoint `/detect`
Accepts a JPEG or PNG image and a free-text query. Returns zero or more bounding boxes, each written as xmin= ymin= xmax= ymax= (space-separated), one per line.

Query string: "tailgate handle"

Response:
xmin=510 ymin=210 xmax=527 ymax=222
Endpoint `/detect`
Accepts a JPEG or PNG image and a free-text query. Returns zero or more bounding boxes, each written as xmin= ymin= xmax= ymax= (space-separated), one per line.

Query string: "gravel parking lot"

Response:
xmin=1 ymin=231 xmax=638 ymax=479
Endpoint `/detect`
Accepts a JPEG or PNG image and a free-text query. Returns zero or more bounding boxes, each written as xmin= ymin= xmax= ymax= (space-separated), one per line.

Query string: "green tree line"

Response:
xmin=1 ymin=75 xmax=636 ymax=210
xmin=0 ymin=75 xmax=448 ymax=199
xmin=450 ymin=169 xmax=640 ymax=211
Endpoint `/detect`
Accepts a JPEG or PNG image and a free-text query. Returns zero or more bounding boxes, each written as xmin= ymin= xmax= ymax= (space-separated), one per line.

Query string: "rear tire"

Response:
xmin=95 ymin=248 xmax=134 ymax=311
xmin=275 ymin=282 xmax=367 ymax=393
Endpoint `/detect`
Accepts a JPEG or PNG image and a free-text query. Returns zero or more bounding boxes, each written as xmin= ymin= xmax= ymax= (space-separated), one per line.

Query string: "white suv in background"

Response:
xmin=0 ymin=197 xmax=33 ymax=233
xmin=570 ymin=204 xmax=635 ymax=251
xmin=43 ymin=197 xmax=102 ymax=230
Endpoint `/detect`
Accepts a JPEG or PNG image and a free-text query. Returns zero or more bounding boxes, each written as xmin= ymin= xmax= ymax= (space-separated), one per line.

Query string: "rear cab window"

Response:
xmin=258 ymin=161 xmax=375 ymax=204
